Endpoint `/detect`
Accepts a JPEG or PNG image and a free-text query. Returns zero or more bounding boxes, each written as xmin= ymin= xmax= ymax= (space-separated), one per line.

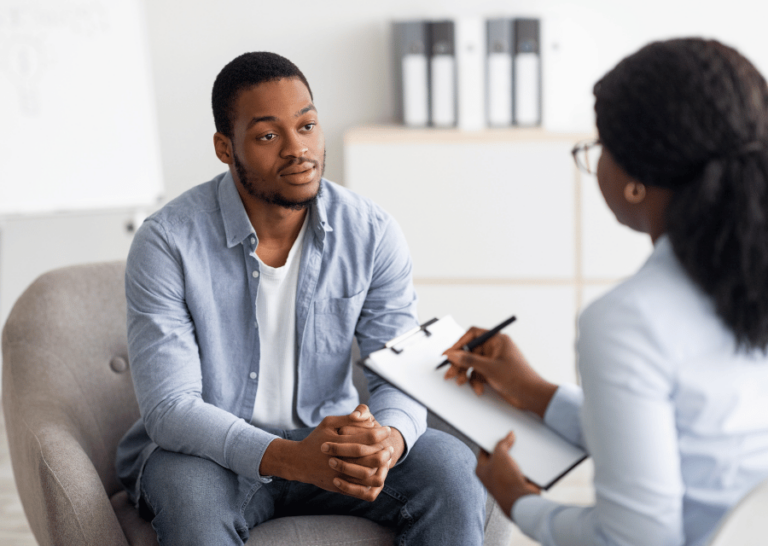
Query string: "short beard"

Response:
xmin=233 ymin=149 xmax=325 ymax=211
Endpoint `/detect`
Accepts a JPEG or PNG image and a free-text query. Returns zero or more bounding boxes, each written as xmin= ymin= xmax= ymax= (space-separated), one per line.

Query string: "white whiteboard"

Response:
xmin=0 ymin=0 xmax=163 ymax=215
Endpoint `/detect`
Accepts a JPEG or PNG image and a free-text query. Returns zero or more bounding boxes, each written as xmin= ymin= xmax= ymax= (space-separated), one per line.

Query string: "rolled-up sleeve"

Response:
xmin=126 ymin=219 xmax=277 ymax=482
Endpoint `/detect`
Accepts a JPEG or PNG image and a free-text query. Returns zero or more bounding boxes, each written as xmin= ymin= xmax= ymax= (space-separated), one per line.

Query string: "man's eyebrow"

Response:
xmin=297 ymin=104 xmax=317 ymax=116
xmin=246 ymin=115 xmax=277 ymax=130
xmin=245 ymin=105 xmax=315 ymax=131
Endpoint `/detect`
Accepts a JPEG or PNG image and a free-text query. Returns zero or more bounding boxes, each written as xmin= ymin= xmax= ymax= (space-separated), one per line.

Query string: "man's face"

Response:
xmin=227 ymin=78 xmax=325 ymax=210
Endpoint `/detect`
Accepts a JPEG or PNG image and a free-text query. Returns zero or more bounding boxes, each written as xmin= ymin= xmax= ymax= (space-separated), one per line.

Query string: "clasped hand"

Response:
xmin=280 ymin=404 xmax=402 ymax=502
xmin=322 ymin=404 xmax=404 ymax=502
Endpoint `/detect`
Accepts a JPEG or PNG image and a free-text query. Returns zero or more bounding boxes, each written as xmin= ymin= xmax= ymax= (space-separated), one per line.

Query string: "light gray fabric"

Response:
xmin=2 ymin=261 xmax=514 ymax=546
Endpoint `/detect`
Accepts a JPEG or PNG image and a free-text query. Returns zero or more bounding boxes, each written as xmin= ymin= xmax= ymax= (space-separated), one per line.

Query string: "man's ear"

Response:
xmin=214 ymin=132 xmax=234 ymax=164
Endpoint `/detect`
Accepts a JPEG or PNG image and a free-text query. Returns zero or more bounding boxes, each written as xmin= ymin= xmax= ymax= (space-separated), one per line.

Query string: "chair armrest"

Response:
xmin=7 ymin=418 xmax=129 ymax=546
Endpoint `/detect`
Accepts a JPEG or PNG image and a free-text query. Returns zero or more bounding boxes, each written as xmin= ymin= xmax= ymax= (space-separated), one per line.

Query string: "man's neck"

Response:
xmin=248 ymin=205 xmax=308 ymax=268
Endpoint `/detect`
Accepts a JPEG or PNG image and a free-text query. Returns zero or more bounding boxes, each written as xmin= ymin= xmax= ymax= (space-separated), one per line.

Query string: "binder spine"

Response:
xmin=393 ymin=21 xmax=430 ymax=127
xmin=455 ymin=17 xmax=486 ymax=131
xmin=486 ymin=18 xmax=513 ymax=127
xmin=429 ymin=21 xmax=456 ymax=128
xmin=513 ymin=18 xmax=541 ymax=126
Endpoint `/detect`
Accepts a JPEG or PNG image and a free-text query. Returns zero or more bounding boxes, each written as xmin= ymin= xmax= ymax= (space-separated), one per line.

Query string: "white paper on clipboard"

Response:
xmin=361 ymin=315 xmax=587 ymax=489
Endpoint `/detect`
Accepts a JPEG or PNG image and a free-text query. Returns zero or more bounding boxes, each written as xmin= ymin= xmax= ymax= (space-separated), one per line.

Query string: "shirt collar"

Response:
xmin=219 ymin=171 xmax=334 ymax=248
xmin=653 ymin=233 xmax=671 ymax=254
xmin=219 ymin=171 xmax=256 ymax=248
xmin=644 ymin=233 xmax=673 ymax=270
xmin=309 ymin=180 xmax=334 ymax=242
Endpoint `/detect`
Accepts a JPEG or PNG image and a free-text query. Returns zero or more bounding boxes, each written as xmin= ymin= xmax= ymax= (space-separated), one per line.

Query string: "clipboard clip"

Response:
xmin=384 ymin=318 xmax=439 ymax=354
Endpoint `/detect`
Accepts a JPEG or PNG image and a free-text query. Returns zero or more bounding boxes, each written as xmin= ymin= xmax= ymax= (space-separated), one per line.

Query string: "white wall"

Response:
xmin=141 ymin=0 xmax=768 ymax=199
xmin=3 ymin=0 xmax=768 ymax=369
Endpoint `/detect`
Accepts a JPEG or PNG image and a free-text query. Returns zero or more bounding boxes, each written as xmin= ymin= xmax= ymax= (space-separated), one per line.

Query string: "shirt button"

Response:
xmin=249 ymin=372 xmax=257 ymax=380
xmin=252 ymin=270 xmax=259 ymax=278
xmin=254 ymin=321 xmax=258 ymax=329
xmin=250 ymin=237 xmax=256 ymax=245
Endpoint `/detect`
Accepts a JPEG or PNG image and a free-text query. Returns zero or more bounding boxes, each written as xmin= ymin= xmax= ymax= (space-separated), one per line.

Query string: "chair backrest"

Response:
xmin=707 ymin=477 xmax=768 ymax=545
xmin=2 ymin=261 xmax=138 ymax=497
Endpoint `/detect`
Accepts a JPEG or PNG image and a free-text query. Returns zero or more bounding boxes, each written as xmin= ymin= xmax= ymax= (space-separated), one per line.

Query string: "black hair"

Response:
xmin=594 ymin=38 xmax=768 ymax=351
xmin=212 ymin=51 xmax=313 ymax=138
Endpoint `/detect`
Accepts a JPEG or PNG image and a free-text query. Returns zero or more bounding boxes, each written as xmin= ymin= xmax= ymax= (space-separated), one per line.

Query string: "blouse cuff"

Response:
xmin=513 ymin=494 xmax=560 ymax=536
xmin=543 ymin=383 xmax=585 ymax=448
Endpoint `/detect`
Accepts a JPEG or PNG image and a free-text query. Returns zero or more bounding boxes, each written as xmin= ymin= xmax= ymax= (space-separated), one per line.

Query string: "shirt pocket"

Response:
xmin=314 ymin=290 xmax=366 ymax=354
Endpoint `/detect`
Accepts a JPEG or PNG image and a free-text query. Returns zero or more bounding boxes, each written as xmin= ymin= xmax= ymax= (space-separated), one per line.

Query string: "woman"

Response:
xmin=444 ymin=38 xmax=768 ymax=546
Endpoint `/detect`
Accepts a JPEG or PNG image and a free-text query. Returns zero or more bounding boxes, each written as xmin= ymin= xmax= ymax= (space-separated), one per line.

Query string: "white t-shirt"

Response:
xmin=250 ymin=217 xmax=308 ymax=430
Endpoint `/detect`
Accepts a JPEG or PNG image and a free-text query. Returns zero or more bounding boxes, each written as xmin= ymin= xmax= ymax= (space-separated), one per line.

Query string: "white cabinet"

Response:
xmin=344 ymin=125 xmax=652 ymax=384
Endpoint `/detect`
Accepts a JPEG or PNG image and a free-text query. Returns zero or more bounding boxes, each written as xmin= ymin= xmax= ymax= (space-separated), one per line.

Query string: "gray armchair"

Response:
xmin=2 ymin=261 xmax=513 ymax=545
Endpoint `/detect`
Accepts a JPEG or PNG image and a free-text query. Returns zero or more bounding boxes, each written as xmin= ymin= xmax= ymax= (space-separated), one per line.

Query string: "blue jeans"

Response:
xmin=139 ymin=427 xmax=486 ymax=546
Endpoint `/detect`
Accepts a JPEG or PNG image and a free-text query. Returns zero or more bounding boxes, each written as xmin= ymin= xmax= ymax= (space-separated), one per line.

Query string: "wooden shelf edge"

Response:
xmin=344 ymin=124 xmax=595 ymax=145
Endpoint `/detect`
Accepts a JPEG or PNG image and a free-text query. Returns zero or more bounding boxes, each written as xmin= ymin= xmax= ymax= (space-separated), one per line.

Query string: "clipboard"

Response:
xmin=359 ymin=315 xmax=587 ymax=490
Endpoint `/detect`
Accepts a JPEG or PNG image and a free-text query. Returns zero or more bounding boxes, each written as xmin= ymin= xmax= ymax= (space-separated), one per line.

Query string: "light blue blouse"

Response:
xmin=514 ymin=236 xmax=768 ymax=546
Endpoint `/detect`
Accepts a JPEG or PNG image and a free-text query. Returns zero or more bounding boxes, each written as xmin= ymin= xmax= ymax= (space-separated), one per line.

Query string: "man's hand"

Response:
xmin=475 ymin=432 xmax=540 ymax=518
xmin=442 ymin=327 xmax=558 ymax=419
xmin=259 ymin=404 xmax=390 ymax=501
xmin=319 ymin=410 xmax=405 ymax=502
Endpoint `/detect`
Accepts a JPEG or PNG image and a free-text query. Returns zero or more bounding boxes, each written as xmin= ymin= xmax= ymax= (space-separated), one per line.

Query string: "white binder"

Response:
xmin=486 ymin=18 xmax=513 ymax=127
xmin=429 ymin=21 xmax=456 ymax=127
xmin=513 ymin=18 xmax=542 ymax=126
xmin=392 ymin=21 xmax=430 ymax=127
xmin=455 ymin=17 xmax=486 ymax=130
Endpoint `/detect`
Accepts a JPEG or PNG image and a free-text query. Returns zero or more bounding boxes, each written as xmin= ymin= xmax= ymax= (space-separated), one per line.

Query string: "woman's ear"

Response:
xmin=624 ymin=181 xmax=647 ymax=204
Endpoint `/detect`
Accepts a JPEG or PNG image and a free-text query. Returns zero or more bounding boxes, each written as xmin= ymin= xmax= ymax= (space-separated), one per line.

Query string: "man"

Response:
xmin=116 ymin=51 xmax=485 ymax=545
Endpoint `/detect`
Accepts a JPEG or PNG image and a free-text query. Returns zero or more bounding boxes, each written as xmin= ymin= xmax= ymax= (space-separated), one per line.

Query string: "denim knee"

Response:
xmin=413 ymin=429 xmax=486 ymax=502
xmin=141 ymin=449 xmax=251 ymax=546
xmin=384 ymin=428 xmax=486 ymax=546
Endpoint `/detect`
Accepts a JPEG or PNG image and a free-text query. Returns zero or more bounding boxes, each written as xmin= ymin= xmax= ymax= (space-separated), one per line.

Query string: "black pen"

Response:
xmin=435 ymin=315 xmax=517 ymax=370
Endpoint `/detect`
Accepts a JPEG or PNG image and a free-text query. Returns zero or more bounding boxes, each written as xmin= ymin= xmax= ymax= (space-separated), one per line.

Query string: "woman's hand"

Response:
xmin=443 ymin=327 xmax=558 ymax=418
xmin=476 ymin=432 xmax=541 ymax=519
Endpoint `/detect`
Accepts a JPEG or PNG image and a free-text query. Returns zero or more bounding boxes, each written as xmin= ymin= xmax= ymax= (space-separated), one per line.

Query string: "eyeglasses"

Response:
xmin=571 ymin=139 xmax=602 ymax=175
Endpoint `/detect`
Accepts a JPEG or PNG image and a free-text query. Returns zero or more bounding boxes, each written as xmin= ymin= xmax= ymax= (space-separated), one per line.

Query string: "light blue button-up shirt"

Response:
xmin=514 ymin=236 xmax=768 ymax=546
xmin=116 ymin=172 xmax=426 ymax=503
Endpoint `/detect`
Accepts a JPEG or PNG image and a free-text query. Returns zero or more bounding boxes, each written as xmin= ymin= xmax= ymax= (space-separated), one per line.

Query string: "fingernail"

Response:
xmin=329 ymin=459 xmax=338 ymax=468
xmin=321 ymin=444 xmax=329 ymax=453
xmin=353 ymin=411 xmax=361 ymax=418
xmin=333 ymin=479 xmax=341 ymax=488
xmin=389 ymin=446 xmax=394 ymax=453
